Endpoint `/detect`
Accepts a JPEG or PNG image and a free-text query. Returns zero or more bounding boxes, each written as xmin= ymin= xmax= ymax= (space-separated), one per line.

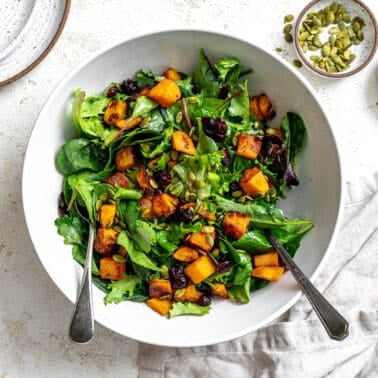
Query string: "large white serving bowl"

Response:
xmin=22 ymin=30 xmax=343 ymax=347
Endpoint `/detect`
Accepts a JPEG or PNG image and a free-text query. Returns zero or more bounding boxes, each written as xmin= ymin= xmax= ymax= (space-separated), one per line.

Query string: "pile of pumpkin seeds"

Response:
xmin=297 ymin=2 xmax=365 ymax=73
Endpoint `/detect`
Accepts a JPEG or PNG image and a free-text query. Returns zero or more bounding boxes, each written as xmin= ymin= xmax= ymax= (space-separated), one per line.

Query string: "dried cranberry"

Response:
xmin=153 ymin=170 xmax=172 ymax=189
xmin=106 ymin=86 xmax=119 ymax=97
xmin=196 ymin=282 xmax=212 ymax=296
xmin=198 ymin=294 xmax=212 ymax=306
xmin=218 ymin=85 xmax=229 ymax=99
xmin=229 ymin=181 xmax=241 ymax=192
xmin=169 ymin=263 xmax=189 ymax=289
xmin=202 ymin=117 xmax=227 ymax=142
xmin=177 ymin=208 xmax=194 ymax=223
xmin=221 ymin=147 xmax=231 ymax=166
xmin=121 ymin=79 xmax=139 ymax=95
xmin=217 ymin=260 xmax=233 ymax=273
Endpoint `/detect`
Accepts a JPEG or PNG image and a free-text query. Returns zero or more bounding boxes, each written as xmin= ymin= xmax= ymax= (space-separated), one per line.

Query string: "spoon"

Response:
xmin=68 ymin=204 xmax=95 ymax=344
xmin=264 ymin=230 xmax=349 ymax=341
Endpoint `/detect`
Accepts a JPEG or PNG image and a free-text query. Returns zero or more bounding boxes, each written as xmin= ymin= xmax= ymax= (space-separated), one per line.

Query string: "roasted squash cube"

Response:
xmin=188 ymin=231 xmax=215 ymax=253
xmin=151 ymin=193 xmax=178 ymax=217
xmin=115 ymin=116 xmax=142 ymax=130
xmin=99 ymin=203 xmax=117 ymax=228
xmin=163 ymin=67 xmax=181 ymax=81
xmin=236 ymin=134 xmax=262 ymax=160
xmin=239 ymin=167 xmax=269 ymax=196
xmin=173 ymin=246 xmax=199 ymax=263
xmin=136 ymin=166 xmax=153 ymax=192
xmin=211 ymin=283 xmax=228 ymax=298
xmin=104 ymin=100 xmax=127 ymax=126
xmin=139 ymin=194 xmax=154 ymax=220
xmin=106 ymin=172 xmax=130 ymax=188
xmin=172 ymin=131 xmax=196 ymax=156
xmin=147 ymin=78 xmax=181 ymax=108
xmin=93 ymin=227 xmax=118 ymax=255
xmin=184 ymin=255 xmax=216 ymax=284
xmin=222 ymin=211 xmax=250 ymax=240
xmin=249 ymin=96 xmax=264 ymax=121
xmin=146 ymin=298 xmax=172 ymax=316
xmin=99 ymin=256 xmax=125 ymax=281
xmin=149 ymin=279 xmax=173 ymax=299
xmin=115 ymin=145 xmax=139 ymax=171
xmin=251 ymin=266 xmax=285 ymax=282
xmin=253 ymin=252 xmax=279 ymax=267
xmin=258 ymin=94 xmax=275 ymax=121
xmin=174 ymin=284 xmax=202 ymax=303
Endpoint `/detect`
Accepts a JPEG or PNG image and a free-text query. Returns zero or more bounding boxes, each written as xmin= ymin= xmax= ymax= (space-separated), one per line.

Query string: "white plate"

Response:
xmin=0 ymin=0 xmax=70 ymax=86
xmin=22 ymin=30 xmax=343 ymax=347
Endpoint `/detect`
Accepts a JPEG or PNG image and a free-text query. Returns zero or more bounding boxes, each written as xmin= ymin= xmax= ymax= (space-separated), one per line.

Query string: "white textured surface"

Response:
xmin=0 ymin=0 xmax=377 ymax=376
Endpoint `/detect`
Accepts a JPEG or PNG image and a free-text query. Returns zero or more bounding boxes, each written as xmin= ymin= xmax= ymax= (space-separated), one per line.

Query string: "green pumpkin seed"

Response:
xmin=175 ymin=111 xmax=183 ymax=123
xmin=357 ymin=30 xmax=364 ymax=41
xmin=113 ymin=254 xmax=126 ymax=263
xmin=330 ymin=2 xmax=338 ymax=13
xmin=284 ymin=14 xmax=294 ymax=23
xmin=283 ymin=24 xmax=292 ymax=33
xmin=322 ymin=44 xmax=331 ymax=56
xmin=293 ymin=60 xmax=302 ymax=68
xmin=285 ymin=33 xmax=293 ymax=43
xmin=299 ymin=31 xmax=310 ymax=41
xmin=329 ymin=27 xmax=339 ymax=34
xmin=352 ymin=20 xmax=361 ymax=33
xmin=326 ymin=11 xmax=335 ymax=24
xmin=342 ymin=13 xmax=351 ymax=23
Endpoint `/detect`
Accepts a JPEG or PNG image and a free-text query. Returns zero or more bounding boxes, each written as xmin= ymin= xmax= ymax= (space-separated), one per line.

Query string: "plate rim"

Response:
xmin=0 ymin=0 xmax=71 ymax=87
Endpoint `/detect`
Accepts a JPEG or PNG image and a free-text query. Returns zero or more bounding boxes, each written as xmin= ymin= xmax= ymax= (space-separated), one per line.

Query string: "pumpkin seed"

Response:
xmin=342 ymin=13 xmax=351 ymax=23
xmin=328 ymin=27 xmax=339 ymax=34
xmin=175 ymin=111 xmax=183 ymax=123
xmin=149 ymin=179 xmax=158 ymax=189
xmin=202 ymin=225 xmax=215 ymax=234
xmin=188 ymin=171 xmax=196 ymax=181
xmin=322 ymin=44 xmax=331 ymax=56
xmin=293 ymin=60 xmax=302 ymax=68
xmin=231 ymin=190 xmax=243 ymax=198
xmin=284 ymin=14 xmax=294 ymax=23
xmin=188 ymin=96 xmax=199 ymax=104
xmin=170 ymin=150 xmax=179 ymax=161
xmin=357 ymin=30 xmax=364 ymax=42
xmin=352 ymin=20 xmax=361 ymax=33
xmin=194 ymin=180 xmax=206 ymax=189
xmin=284 ymin=33 xmax=293 ymax=43
xmin=140 ymin=116 xmax=151 ymax=128
xmin=205 ymin=234 xmax=215 ymax=249
xmin=326 ymin=11 xmax=335 ymax=24
xmin=211 ymin=248 xmax=220 ymax=258
xmin=113 ymin=254 xmax=126 ymax=263
xmin=283 ymin=24 xmax=292 ymax=33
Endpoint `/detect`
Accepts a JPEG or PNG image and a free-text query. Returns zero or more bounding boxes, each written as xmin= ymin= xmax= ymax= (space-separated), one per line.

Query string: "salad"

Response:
xmin=55 ymin=49 xmax=313 ymax=318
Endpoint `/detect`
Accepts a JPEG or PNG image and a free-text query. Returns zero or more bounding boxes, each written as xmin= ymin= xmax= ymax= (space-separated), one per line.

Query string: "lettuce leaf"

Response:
xmin=104 ymin=274 xmax=142 ymax=304
xmin=169 ymin=302 xmax=210 ymax=318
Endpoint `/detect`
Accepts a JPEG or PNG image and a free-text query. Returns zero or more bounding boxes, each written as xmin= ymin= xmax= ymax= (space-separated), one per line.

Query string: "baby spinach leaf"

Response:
xmin=136 ymin=70 xmax=163 ymax=88
xmin=56 ymin=138 xmax=108 ymax=175
xmin=72 ymin=245 xmax=99 ymax=276
xmin=134 ymin=220 xmax=156 ymax=253
xmin=177 ymin=76 xmax=195 ymax=97
xmin=194 ymin=48 xmax=219 ymax=98
xmin=131 ymin=96 xmax=159 ymax=118
xmin=286 ymin=112 xmax=306 ymax=165
xmin=55 ymin=215 xmax=87 ymax=248
xmin=117 ymin=231 xmax=162 ymax=271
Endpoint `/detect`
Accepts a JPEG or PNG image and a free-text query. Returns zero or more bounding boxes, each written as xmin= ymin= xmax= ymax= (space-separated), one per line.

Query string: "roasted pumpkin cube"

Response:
xmin=211 ymin=283 xmax=228 ymax=298
xmin=93 ymin=227 xmax=118 ymax=254
xmin=149 ymin=279 xmax=173 ymax=299
xmin=106 ymin=172 xmax=130 ymax=188
xmin=198 ymin=204 xmax=217 ymax=221
xmin=174 ymin=284 xmax=202 ymax=303
xmin=147 ymin=78 xmax=181 ymax=108
xmin=115 ymin=145 xmax=139 ymax=171
xmin=251 ymin=266 xmax=285 ymax=282
xmin=136 ymin=166 xmax=153 ymax=191
xmin=139 ymin=194 xmax=154 ymax=220
xmin=115 ymin=116 xmax=142 ymax=130
xmin=184 ymin=255 xmax=216 ymax=284
xmin=249 ymin=96 xmax=264 ymax=121
xmin=173 ymin=246 xmax=199 ymax=263
xmin=151 ymin=193 xmax=178 ymax=217
xmin=99 ymin=256 xmax=125 ymax=281
xmin=104 ymin=100 xmax=127 ymax=126
xmin=172 ymin=131 xmax=196 ymax=156
xmin=236 ymin=134 xmax=262 ymax=160
xmin=188 ymin=231 xmax=215 ymax=253
xmin=99 ymin=203 xmax=117 ymax=228
xmin=239 ymin=167 xmax=269 ymax=196
xmin=253 ymin=252 xmax=279 ymax=267
xmin=257 ymin=94 xmax=275 ymax=121
xmin=146 ymin=298 xmax=172 ymax=316
xmin=163 ymin=67 xmax=181 ymax=81
xmin=222 ymin=211 xmax=250 ymax=240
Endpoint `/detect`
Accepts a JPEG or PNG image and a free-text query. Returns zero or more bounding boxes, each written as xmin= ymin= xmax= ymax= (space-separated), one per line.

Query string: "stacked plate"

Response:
xmin=0 ymin=0 xmax=70 ymax=86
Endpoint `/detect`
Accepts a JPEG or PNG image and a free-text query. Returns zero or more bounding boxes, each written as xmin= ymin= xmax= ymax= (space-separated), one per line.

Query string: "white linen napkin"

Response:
xmin=138 ymin=173 xmax=378 ymax=378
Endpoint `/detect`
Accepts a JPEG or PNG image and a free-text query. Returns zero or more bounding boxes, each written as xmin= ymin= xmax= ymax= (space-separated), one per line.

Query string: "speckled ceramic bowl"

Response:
xmin=294 ymin=0 xmax=377 ymax=78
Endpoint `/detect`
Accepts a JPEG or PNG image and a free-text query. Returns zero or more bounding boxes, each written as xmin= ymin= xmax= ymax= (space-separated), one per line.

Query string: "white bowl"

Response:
xmin=22 ymin=30 xmax=343 ymax=347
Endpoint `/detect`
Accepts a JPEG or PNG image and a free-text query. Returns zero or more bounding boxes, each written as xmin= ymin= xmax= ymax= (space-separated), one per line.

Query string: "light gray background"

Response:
xmin=0 ymin=0 xmax=377 ymax=376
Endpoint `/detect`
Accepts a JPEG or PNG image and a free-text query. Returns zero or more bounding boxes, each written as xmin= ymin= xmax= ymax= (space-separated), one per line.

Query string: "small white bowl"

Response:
xmin=294 ymin=0 xmax=378 ymax=78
